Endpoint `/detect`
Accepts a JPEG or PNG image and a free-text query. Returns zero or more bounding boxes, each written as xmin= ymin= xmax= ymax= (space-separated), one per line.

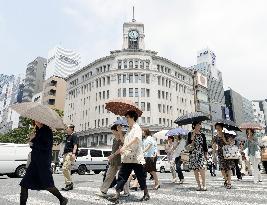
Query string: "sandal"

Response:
xmin=226 ymin=184 xmax=232 ymax=189
xmin=202 ymin=187 xmax=207 ymax=191
xmin=196 ymin=186 xmax=202 ymax=191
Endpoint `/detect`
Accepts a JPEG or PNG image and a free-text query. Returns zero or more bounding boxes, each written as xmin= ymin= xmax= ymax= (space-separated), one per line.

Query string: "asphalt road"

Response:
xmin=0 ymin=171 xmax=267 ymax=205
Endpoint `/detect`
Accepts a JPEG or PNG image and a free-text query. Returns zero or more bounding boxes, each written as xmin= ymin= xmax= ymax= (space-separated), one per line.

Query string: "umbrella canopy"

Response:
xmin=174 ymin=112 xmax=210 ymax=126
xmin=113 ymin=118 xmax=128 ymax=127
xmin=215 ymin=119 xmax=241 ymax=132
xmin=235 ymin=135 xmax=247 ymax=141
xmin=11 ymin=102 xmax=65 ymax=129
xmin=153 ymin=130 xmax=169 ymax=139
xmin=239 ymin=122 xmax=264 ymax=130
xmin=165 ymin=128 xmax=188 ymax=137
xmin=105 ymin=98 xmax=142 ymax=117
xmin=223 ymin=128 xmax=237 ymax=136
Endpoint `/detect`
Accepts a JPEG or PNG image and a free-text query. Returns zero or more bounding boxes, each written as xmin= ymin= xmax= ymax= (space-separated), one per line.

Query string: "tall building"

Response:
xmin=0 ymin=74 xmax=24 ymax=134
xmin=224 ymin=88 xmax=254 ymax=126
xmin=46 ymin=46 xmax=81 ymax=79
xmin=190 ymin=48 xmax=225 ymax=138
xmin=42 ymin=76 xmax=67 ymax=111
xmin=64 ymin=18 xmax=195 ymax=147
xmin=22 ymin=57 xmax=47 ymax=102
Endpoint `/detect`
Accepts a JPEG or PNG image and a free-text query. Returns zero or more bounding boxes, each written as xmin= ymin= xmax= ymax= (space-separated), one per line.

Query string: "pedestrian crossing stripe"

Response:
xmin=2 ymin=194 xmax=57 ymax=205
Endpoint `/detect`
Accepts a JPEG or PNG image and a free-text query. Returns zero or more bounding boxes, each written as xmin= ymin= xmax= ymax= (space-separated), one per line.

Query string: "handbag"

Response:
xmin=261 ymin=148 xmax=267 ymax=161
xmin=223 ymin=144 xmax=240 ymax=159
xmin=180 ymin=151 xmax=190 ymax=162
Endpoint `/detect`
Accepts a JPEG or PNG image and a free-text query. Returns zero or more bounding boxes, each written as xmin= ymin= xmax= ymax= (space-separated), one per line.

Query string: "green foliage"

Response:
xmin=0 ymin=109 xmax=65 ymax=144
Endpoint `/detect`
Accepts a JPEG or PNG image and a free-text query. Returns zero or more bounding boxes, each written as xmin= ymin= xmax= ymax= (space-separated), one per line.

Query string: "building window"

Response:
xmin=146 ymin=89 xmax=150 ymax=97
xmin=123 ymin=88 xmax=126 ymax=97
xmin=118 ymin=75 xmax=121 ymax=84
xmin=123 ymin=74 xmax=127 ymax=83
xmin=118 ymin=60 xmax=122 ymax=69
xmin=129 ymin=88 xmax=133 ymax=97
xmin=158 ymin=104 xmax=162 ymax=112
xmin=134 ymin=74 xmax=139 ymax=83
xmin=142 ymin=117 xmax=146 ymax=124
xmin=129 ymin=61 xmax=133 ymax=69
xmin=135 ymin=88 xmax=139 ymax=97
xmin=102 ymin=119 xmax=104 ymax=126
xmin=158 ymin=90 xmax=161 ymax=99
xmin=147 ymin=102 xmax=151 ymax=111
xmin=140 ymin=74 xmax=145 ymax=83
xmin=146 ymin=74 xmax=150 ymax=84
xmin=158 ymin=76 xmax=161 ymax=85
xmin=106 ymin=118 xmax=108 ymax=126
xmin=162 ymin=91 xmax=165 ymax=99
xmin=102 ymin=105 xmax=104 ymax=113
xmin=107 ymin=76 xmax=110 ymax=85
xmin=163 ymin=118 xmax=166 ymax=125
xmin=124 ymin=60 xmax=127 ymax=69
xmin=166 ymin=92 xmax=168 ymax=100
xmin=141 ymin=88 xmax=145 ymax=97
xmin=147 ymin=117 xmax=151 ymax=124
xmin=107 ymin=90 xmax=109 ymax=99
xmin=141 ymin=102 xmax=145 ymax=111
xmin=118 ymin=88 xmax=121 ymax=97
xmin=146 ymin=61 xmax=149 ymax=69
xmin=99 ymin=92 xmax=101 ymax=100
xmin=129 ymin=74 xmax=133 ymax=83
xmin=163 ymin=105 xmax=165 ymax=113
xmin=167 ymin=105 xmax=169 ymax=114
xmin=140 ymin=61 xmax=144 ymax=69
xmin=159 ymin=118 xmax=162 ymax=124
xmin=103 ymin=91 xmax=105 ymax=99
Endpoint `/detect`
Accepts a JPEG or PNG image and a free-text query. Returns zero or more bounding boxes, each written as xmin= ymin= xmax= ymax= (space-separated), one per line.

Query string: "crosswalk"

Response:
xmin=1 ymin=175 xmax=267 ymax=205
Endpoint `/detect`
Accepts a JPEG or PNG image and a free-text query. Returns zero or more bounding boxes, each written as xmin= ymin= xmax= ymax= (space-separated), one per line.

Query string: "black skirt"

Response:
xmin=144 ymin=157 xmax=156 ymax=172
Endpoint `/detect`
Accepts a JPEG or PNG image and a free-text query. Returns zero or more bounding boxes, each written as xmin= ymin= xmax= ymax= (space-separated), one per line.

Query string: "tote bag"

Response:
xmin=223 ymin=144 xmax=240 ymax=159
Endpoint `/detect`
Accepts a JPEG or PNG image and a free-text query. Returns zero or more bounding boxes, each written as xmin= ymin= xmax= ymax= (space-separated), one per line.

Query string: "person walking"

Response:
xmin=172 ymin=135 xmax=186 ymax=184
xmin=165 ymin=136 xmax=177 ymax=182
xmin=20 ymin=121 xmax=68 ymax=205
xmin=187 ymin=121 xmax=208 ymax=191
xmin=212 ymin=123 xmax=235 ymax=189
xmin=97 ymin=123 xmax=130 ymax=197
xmin=143 ymin=128 xmax=160 ymax=189
xmin=243 ymin=129 xmax=262 ymax=183
xmin=109 ymin=110 xmax=149 ymax=204
xmin=61 ymin=124 xmax=78 ymax=191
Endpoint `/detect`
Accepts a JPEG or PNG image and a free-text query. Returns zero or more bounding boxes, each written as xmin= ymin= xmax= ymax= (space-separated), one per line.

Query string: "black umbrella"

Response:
xmin=215 ymin=119 xmax=241 ymax=132
xmin=174 ymin=112 xmax=210 ymax=126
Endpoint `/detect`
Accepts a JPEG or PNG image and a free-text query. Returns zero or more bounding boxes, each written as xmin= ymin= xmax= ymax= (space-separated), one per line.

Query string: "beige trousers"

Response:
xmin=62 ymin=153 xmax=75 ymax=185
xmin=100 ymin=165 xmax=130 ymax=194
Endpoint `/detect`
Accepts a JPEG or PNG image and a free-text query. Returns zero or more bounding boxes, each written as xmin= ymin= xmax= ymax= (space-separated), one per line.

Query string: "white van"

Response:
xmin=59 ymin=148 xmax=112 ymax=175
xmin=0 ymin=143 xmax=31 ymax=178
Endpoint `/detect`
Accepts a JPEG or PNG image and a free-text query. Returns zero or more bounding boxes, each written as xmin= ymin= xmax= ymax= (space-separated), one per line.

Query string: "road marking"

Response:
xmin=2 ymin=194 xmax=57 ymax=205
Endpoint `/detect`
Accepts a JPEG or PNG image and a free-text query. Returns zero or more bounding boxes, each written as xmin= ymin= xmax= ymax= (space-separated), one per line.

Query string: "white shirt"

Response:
xmin=121 ymin=123 xmax=145 ymax=164
xmin=172 ymin=139 xmax=186 ymax=158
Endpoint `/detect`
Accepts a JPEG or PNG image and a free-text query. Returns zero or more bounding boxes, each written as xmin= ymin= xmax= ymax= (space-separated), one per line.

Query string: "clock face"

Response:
xmin=128 ymin=30 xmax=139 ymax=39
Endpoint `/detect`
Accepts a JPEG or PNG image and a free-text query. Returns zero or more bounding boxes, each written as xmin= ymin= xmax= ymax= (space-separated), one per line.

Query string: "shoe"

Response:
xmin=226 ymin=184 xmax=232 ymax=189
xmin=140 ymin=194 xmax=150 ymax=201
xmin=172 ymin=178 xmax=177 ymax=183
xmin=153 ymin=184 xmax=160 ymax=190
xmin=179 ymin=179 xmax=184 ymax=184
xmin=61 ymin=183 xmax=73 ymax=191
xmin=196 ymin=186 xmax=201 ymax=191
xmin=95 ymin=191 xmax=107 ymax=197
xmin=60 ymin=197 xmax=68 ymax=205
xmin=130 ymin=187 xmax=138 ymax=191
xmin=108 ymin=196 xmax=119 ymax=204
xmin=202 ymin=187 xmax=207 ymax=191
xmin=121 ymin=193 xmax=130 ymax=197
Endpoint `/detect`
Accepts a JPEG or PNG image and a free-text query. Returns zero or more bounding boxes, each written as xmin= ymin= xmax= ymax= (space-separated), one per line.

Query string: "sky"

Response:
xmin=0 ymin=0 xmax=266 ymax=100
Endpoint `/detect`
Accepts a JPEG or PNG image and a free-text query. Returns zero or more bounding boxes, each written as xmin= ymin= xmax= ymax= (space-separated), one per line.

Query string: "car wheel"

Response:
xmin=77 ymin=165 xmax=87 ymax=175
xmin=160 ymin=167 xmax=165 ymax=173
xmin=15 ymin=165 xmax=27 ymax=178
xmin=94 ymin=170 xmax=101 ymax=174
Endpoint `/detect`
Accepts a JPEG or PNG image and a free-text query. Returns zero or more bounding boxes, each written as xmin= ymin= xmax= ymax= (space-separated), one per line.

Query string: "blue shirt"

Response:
xmin=143 ymin=136 xmax=155 ymax=157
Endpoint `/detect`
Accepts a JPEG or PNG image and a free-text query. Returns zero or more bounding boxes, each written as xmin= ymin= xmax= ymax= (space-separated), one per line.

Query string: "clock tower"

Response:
xmin=122 ymin=14 xmax=145 ymax=50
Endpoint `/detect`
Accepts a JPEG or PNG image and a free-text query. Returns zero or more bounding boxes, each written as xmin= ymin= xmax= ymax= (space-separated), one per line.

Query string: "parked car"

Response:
xmin=58 ymin=148 xmax=112 ymax=175
xmin=156 ymin=155 xmax=190 ymax=173
xmin=0 ymin=143 xmax=31 ymax=178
